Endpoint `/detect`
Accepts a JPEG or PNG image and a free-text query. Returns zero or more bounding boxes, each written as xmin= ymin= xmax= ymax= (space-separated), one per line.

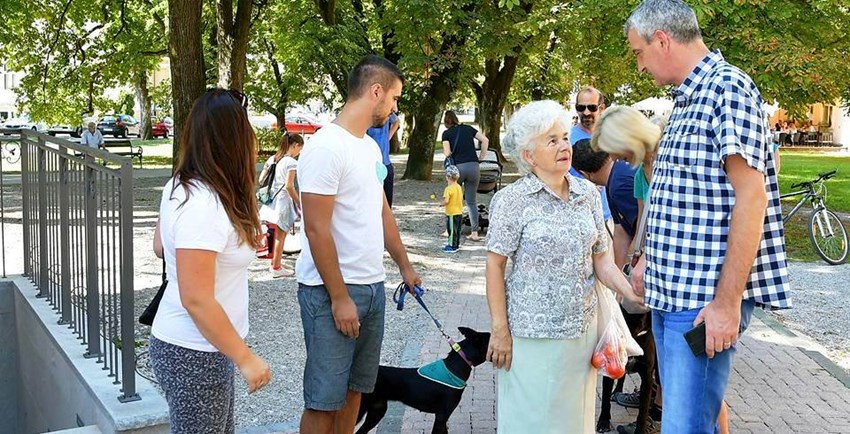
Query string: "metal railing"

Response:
xmin=17 ymin=130 xmax=138 ymax=402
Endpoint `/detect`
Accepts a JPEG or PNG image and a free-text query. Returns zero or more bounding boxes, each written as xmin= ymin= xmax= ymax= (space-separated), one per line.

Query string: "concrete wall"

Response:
xmin=5 ymin=277 xmax=169 ymax=434
xmin=0 ymin=282 xmax=21 ymax=434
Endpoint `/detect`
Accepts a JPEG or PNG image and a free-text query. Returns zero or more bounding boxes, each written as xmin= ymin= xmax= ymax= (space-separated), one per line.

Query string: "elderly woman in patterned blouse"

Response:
xmin=485 ymin=100 xmax=646 ymax=434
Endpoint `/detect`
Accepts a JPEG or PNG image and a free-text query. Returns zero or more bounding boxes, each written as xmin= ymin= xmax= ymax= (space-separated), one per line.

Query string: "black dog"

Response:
xmin=356 ymin=327 xmax=491 ymax=434
xmin=596 ymin=309 xmax=657 ymax=434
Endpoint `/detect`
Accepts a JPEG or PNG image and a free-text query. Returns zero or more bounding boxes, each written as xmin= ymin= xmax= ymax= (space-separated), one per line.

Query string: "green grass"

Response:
xmin=777 ymin=150 xmax=850 ymax=262
xmin=129 ymin=138 xmax=172 ymax=147
xmin=778 ymin=151 xmax=850 ymax=213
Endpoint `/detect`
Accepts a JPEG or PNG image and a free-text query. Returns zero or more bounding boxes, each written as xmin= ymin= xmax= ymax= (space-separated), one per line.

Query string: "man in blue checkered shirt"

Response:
xmin=624 ymin=1 xmax=791 ymax=433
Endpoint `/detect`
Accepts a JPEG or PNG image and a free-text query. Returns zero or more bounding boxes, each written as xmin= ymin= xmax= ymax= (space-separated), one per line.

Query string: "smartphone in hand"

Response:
xmin=683 ymin=322 xmax=707 ymax=357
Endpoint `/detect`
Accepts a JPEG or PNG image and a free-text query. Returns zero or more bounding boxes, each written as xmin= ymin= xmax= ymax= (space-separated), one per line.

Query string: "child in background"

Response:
xmin=441 ymin=165 xmax=463 ymax=253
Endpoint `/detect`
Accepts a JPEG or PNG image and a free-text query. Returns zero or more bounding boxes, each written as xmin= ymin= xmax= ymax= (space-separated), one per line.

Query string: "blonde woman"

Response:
xmin=591 ymin=105 xmax=662 ymax=206
xmin=486 ymin=100 xmax=646 ymax=433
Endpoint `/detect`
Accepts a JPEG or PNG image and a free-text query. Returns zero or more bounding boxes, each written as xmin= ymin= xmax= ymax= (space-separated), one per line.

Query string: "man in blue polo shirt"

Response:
xmin=570 ymin=86 xmax=612 ymax=222
xmin=571 ymin=139 xmax=638 ymax=269
xmin=366 ymin=111 xmax=400 ymax=206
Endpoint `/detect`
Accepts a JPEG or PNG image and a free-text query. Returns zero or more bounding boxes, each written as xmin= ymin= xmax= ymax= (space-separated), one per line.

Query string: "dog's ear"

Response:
xmin=458 ymin=327 xmax=477 ymax=338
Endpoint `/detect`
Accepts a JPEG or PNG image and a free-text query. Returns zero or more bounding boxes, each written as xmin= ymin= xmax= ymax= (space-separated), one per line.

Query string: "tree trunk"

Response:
xmin=473 ymin=55 xmax=522 ymax=161
xmin=403 ymin=60 xmax=466 ymax=180
xmin=134 ymin=69 xmax=153 ymax=140
xmin=404 ymin=99 xmax=443 ymax=180
xmin=216 ymin=0 xmax=253 ymax=90
xmin=531 ymin=32 xmax=558 ymax=101
xmin=168 ymin=0 xmax=206 ymax=165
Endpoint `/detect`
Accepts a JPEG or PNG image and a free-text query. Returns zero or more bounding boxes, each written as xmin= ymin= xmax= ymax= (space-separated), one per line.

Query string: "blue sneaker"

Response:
xmin=441 ymin=245 xmax=459 ymax=253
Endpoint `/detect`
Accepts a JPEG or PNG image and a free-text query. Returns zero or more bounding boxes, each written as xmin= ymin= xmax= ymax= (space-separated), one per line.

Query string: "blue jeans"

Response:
xmin=653 ymin=300 xmax=756 ymax=434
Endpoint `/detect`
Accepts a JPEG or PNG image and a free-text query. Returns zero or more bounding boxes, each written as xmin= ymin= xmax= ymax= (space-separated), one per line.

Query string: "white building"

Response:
xmin=0 ymin=69 xmax=22 ymax=120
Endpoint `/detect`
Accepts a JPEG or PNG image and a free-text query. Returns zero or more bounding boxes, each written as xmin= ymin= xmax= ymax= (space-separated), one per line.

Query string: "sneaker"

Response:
xmin=616 ymin=419 xmax=660 ymax=434
xmin=441 ymin=245 xmax=459 ymax=253
xmin=614 ymin=391 xmax=641 ymax=408
xmin=270 ymin=265 xmax=294 ymax=278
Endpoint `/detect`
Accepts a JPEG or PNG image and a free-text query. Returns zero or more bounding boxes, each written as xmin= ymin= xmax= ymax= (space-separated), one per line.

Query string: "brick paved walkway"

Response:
xmin=384 ymin=246 xmax=850 ymax=434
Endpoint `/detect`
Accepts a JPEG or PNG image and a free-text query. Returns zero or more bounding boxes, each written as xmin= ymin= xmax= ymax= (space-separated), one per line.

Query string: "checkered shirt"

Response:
xmin=645 ymin=50 xmax=791 ymax=312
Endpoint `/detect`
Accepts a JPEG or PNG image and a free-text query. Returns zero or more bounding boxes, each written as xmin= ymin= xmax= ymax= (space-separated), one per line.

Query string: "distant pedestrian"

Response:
xmin=258 ymin=132 xmax=304 ymax=278
xmin=440 ymin=165 xmax=463 ymax=253
xmin=366 ymin=111 xmax=400 ymax=206
xmin=80 ymin=122 xmax=104 ymax=149
xmin=441 ymin=110 xmax=489 ymax=241
xmin=149 ymin=88 xmax=272 ymax=434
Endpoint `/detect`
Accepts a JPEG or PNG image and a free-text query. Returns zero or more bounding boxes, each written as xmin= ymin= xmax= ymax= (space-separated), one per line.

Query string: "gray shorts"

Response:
xmin=298 ymin=282 xmax=386 ymax=411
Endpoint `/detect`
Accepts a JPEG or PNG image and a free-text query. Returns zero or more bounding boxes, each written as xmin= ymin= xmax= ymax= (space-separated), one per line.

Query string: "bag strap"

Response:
xmin=628 ymin=197 xmax=651 ymax=266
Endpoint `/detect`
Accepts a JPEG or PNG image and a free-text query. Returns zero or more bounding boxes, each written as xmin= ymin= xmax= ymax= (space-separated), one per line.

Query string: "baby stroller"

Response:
xmin=477 ymin=149 xmax=503 ymax=194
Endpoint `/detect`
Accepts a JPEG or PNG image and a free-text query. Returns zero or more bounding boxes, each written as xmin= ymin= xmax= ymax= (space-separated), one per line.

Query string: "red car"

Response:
xmin=151 ymin=117 xmax=171 ymax=138
xmin=284 ymin=114 xmax=323 ymax=135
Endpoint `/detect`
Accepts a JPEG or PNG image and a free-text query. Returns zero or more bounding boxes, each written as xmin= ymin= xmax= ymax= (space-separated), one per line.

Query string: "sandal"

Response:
xmin=467 ymin=234 xmax=482 ymax=242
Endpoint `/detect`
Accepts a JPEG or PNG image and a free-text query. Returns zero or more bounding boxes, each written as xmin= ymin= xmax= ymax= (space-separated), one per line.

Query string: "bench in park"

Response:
xmin=101 ymin=139 xmax=144 ymax=168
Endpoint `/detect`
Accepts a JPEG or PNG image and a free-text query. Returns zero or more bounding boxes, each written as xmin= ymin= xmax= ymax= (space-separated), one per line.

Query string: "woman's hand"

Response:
xmin=487 ymin=323 xmax=514 ymax=371
xmin=237 ymin=352 xmax=272 ymax=394
xmin=619 ymin=283 xmax=649 ymax=314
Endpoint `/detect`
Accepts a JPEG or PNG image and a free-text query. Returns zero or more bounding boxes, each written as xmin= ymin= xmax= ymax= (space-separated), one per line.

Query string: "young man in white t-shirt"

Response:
xmin=296 ymin=55 xmax=422 ymax=433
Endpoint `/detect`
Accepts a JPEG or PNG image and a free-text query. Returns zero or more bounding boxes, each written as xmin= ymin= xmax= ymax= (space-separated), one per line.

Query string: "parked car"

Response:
xmin=48 ymin=116 xmax=97 ymax=137
xmin=284 ymin=114 xmax=323 ymax=135
xmin=97 ymin=114 xmax=140 ymax=138
xmin=1 ymin=115 xmax=47 ymax=134
xmin=151 ymin=117 xmax=170 ymax=138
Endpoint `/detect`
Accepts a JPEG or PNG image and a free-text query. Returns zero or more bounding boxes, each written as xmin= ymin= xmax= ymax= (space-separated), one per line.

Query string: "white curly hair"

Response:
xmin=502 ymin=100 xmax=571 ymax=175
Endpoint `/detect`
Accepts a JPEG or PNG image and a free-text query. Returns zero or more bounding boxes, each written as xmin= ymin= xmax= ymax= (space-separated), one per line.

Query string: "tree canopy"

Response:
xmin=1 ymin=0 xmax=848 ymax=174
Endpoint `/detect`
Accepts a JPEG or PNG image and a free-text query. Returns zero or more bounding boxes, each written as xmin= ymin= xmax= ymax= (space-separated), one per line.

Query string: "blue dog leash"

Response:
xmin=393 ymin=282 xmax=474 ymax=367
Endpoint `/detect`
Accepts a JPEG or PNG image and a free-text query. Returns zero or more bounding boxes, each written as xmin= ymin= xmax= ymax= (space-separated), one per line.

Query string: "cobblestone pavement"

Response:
xmin=385 ymin=244 xmax=850 ymax=434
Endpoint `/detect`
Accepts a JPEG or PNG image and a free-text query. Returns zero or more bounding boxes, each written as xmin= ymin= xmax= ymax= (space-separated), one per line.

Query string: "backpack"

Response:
xmin=257 ymin=157 xmax=280 ymax=205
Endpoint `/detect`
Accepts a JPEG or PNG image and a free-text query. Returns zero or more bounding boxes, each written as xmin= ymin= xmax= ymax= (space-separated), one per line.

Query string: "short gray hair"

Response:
xmin=624 ymin=0 xmax=702 ymax=43
xmin=503 ymin=100 xmax=570 ymax=176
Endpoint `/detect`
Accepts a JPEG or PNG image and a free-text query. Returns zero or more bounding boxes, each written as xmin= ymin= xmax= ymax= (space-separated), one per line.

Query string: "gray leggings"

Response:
xmin=455 ymin=161 xmax=480 ymax=232
xmin=149 ymin=335 xmax=235 ymax=434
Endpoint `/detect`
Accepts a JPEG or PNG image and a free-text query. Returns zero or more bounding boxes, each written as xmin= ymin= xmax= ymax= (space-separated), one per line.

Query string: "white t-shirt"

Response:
xmin=263 ymin=154 xmax=298 ymax=193
xmin=151 ymin=178 xmax=255 ymax=352
xmin=295 ymin=123 xmax=386 ymax=285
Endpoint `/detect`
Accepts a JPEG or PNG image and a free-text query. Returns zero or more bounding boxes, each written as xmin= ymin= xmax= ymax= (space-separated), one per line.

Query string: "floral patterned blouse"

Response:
xmin=486 ymin=174 xmax=608 ymax=339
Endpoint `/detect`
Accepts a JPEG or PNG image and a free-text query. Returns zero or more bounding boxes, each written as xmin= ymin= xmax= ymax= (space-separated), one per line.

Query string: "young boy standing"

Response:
xmin=441 ymin=165 xmax=463 ymax=253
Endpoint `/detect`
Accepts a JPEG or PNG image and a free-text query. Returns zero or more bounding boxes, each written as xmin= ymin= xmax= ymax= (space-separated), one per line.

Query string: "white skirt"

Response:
xmin=259 ymin=192 xmax=296 ymax=230
xmin=497 ymin=316 xmax=598 ymax=434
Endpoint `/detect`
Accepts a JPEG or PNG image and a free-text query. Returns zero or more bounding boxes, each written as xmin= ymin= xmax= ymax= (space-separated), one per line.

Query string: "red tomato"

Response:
xmin=591 ymin=352 xmax=606 ymax=369
xmin=603 ymin=344 xmax=617 ymax=357
xmin=607 ymin=363 xmax=625 ymax=379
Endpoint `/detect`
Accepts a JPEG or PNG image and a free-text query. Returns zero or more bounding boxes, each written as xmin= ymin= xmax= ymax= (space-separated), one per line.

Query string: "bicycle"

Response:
xmin=780 ymin=169 xmax=849 ymax=265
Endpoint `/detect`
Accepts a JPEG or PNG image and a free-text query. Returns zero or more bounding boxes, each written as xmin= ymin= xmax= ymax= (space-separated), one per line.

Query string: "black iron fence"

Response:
xmin=12 ymin=130 xmax=138 ymax=402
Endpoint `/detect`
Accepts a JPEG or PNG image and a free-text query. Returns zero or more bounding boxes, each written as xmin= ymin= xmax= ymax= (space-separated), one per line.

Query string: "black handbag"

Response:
xmin=139 ymin=256 xmax=167 ymax=326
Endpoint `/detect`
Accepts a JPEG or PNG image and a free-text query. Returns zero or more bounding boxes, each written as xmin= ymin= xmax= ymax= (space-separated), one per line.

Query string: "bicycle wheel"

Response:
xmin=808 ymin=208 xmax=849 ymax=265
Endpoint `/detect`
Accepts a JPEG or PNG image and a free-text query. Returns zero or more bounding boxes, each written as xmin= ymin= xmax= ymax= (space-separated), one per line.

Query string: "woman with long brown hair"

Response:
xmin=258 ymin=132 xmax=304 ymax=277
xmin=150 ymin=89 xmax=272 ymax=433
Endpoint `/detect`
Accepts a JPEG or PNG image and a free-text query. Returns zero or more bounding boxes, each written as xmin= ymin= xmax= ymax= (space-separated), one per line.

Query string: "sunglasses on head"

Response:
xmin=207 ymin=88 xmax=249 ymax=110
xmin=575 ymin=104 xmax=599 ymax=113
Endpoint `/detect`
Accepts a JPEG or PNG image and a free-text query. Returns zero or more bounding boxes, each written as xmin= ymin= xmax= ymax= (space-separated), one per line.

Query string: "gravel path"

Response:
xmin=768 ymin=261 xmax=850 ymax=374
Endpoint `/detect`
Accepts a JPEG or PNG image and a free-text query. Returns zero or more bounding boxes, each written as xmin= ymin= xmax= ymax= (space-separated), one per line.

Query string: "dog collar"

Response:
xmin=449 ymin=338 xmax=474 ymax=368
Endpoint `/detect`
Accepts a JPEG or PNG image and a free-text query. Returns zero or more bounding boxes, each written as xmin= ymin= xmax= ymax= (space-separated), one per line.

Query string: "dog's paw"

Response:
xmin=596 ymin=420 xmax=613 ymax=433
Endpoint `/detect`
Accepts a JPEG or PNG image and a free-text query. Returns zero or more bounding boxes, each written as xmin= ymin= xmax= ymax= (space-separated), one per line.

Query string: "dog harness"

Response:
xmin=417 ymin=360 xmax=466 ymax=389
xmin=394 ymin=283 xmax=475 ymax=368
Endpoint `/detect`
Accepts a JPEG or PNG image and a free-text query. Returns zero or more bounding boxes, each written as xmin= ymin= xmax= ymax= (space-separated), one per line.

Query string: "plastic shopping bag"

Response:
xmin=591 ymin=319 xmax=628 ymax=379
